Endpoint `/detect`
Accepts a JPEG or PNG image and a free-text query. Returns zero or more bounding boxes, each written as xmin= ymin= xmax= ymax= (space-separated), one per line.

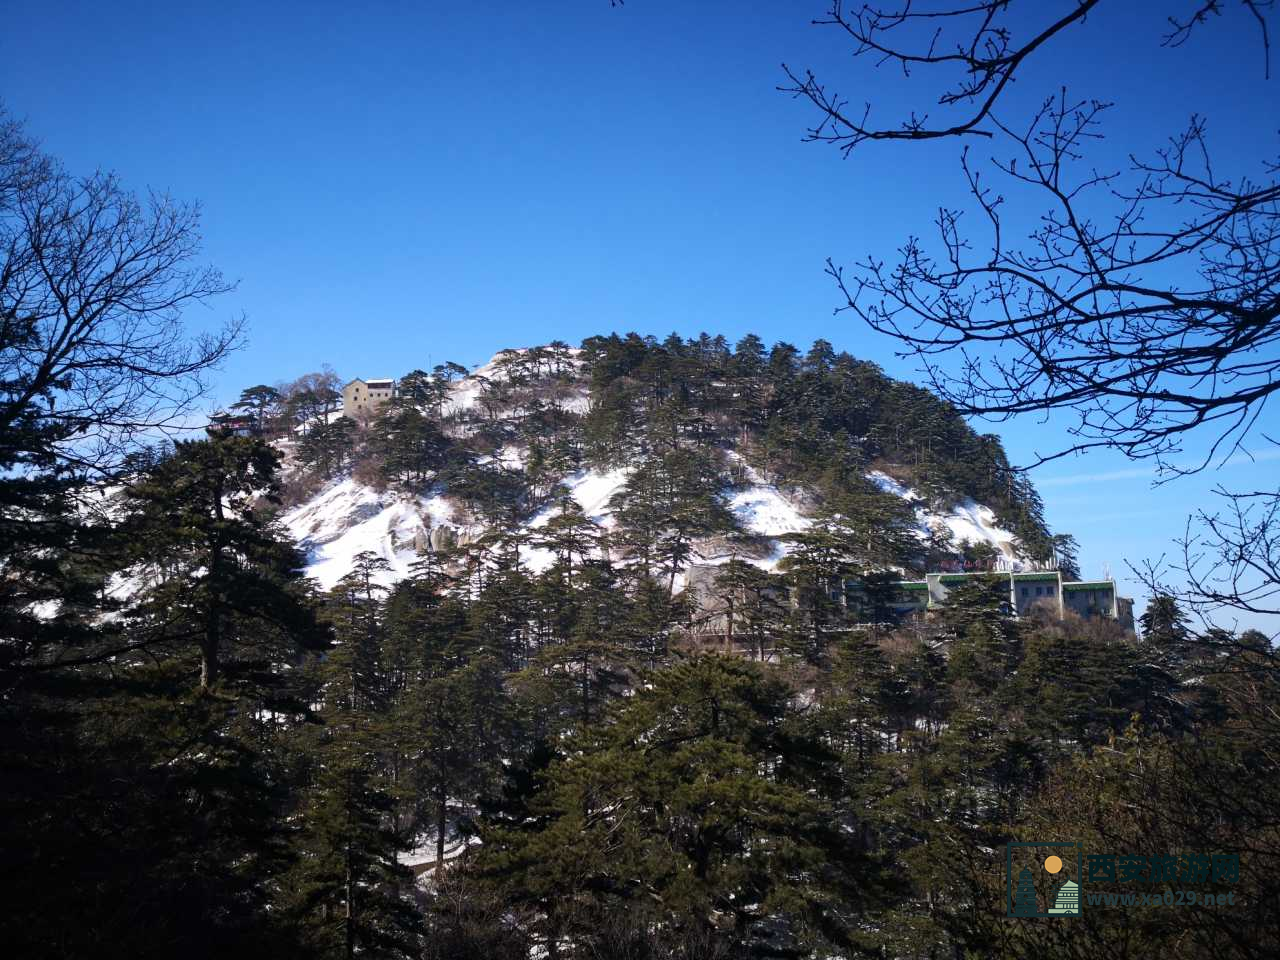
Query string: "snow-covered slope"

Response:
xmin=441 ymin=347 xmax=589 ymax=419
xmin=282 ymin=468 xmax=1024 ymax=591
xmin=282 ymin=479 xmax=455 ymax=590
xmin=279 ymin=352 xmax=1027 ymax=592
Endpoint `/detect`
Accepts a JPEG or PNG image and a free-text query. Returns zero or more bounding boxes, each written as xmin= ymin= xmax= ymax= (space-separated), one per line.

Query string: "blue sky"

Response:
xmin=4 ymin=2 xmax=1277 ymax=634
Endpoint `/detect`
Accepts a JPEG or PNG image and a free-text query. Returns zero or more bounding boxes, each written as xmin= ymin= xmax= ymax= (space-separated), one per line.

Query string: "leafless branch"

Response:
xmin=0 ymin=106 xmax=242 ymax=478
xmin=827 ymin=98 xmax=1280 ymax=474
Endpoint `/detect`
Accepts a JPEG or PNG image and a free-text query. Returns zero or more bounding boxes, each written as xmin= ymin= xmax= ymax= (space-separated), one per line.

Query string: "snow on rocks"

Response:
xmin=867 ymin=470 xmax=1023 ymax=562
xmin=441 ymin=347 xmax=586 ymax=419
xmin=280 ymin=478 xmax=456 ymax=590
xmin=728 ymin=483 xmax=811 ymax=540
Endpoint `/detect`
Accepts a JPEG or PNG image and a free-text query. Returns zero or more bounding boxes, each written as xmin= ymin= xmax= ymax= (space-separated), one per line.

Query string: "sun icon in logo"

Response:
xmin=1044 ymin=855 xmax=1063 ymax=874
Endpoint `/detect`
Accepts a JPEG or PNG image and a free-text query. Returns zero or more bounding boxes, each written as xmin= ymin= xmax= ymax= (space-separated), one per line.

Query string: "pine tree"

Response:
xmin=581 ymin=380 xmax=636 ymax=467
xmin=482 ymin=656 xmax=893 ymax=957
xmin=285 ymin=550 xmax=422 ymax=958
xmin=299 ymin=415 xmax=358 ymax=479
xmin=121 ymin=435 xmax=327 ymax=690
xmin=230 ymin=384 xmax=282 ymax=432
xmin=4 ymin=439 xmax=327 ymax=958
xmin=406 ymin=655 xmax=510 ymax=870
xmin=823 ymin=630 xmax=898 ymax=768
xmin=778 ymin=514 xmax=866 ymax=663
xmin=288 ymin=687 xmax=420 ymax=957
xmin=371 ymin=405 xmax=451 ymax=487
xmin=610 ymin=448 xmax=738 ymax=593
xmin=711 ymin=558 xmax=786 ymax=657
xmin=522 ymin=559 xmax=636 ymax=735
xmin=938 ymin=576 xmax=1020 ymax=697
xmin=1017 ymin=617 xmax=1140 ymax=749
xmin=1140 ymin=594 xmax=1196 ymax=670
xmin=531 ymin=499 xmax=602 ymax=589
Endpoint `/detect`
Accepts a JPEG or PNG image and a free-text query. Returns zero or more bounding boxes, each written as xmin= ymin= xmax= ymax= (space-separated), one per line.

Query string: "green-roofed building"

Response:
xmin=682 ymin=561 xmax=1135 ymax=643
xmin=907 ymin=568 xmax=1134 ymax=630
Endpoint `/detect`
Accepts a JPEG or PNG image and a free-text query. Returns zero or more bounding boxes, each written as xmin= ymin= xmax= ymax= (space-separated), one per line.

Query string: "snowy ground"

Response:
xmin=282 ymin=463 xmax=1025 ymax=590
xmin=867 ymin=470 xmax=1023 ymax=563
xmin=281 ymin=478 xmax=455 ymax=590
xmin=520 ymin=466 xmax=631 ymax=573
xmin=724 ymin=452 xmax=811 ymax=556
xmin=399 ymin=829 xmax=480 ymax=880
xmin=441 ymin=347 xmax=586 ymax=419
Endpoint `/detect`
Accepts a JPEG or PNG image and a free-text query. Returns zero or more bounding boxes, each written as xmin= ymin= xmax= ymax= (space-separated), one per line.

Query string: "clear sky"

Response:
xmin=4 ymin=1 xmax=1277 ymax=635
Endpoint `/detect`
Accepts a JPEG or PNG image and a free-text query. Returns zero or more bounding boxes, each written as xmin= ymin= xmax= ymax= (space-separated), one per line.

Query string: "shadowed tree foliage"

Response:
xmin=121 ymin=435 xmax=328 ymax=690
xmin=480 ymin=656 xmax=897 ymax=959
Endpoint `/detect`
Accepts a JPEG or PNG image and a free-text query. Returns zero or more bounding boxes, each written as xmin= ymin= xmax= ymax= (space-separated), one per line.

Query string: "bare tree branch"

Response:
xmin=783 ymin=2 xmax=1280 ymax=630
xmin=0 ymin=106 xmax=242 ymax=478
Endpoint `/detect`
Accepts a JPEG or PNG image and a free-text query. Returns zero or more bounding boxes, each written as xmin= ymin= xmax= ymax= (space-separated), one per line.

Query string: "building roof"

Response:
xmin=365 ymin=378 xmax=394 ymax=388
xmin=936 ymin=572 xmax=1006 ymax=583
xmin=1062 ymin=580 xmax=1114 ymax=591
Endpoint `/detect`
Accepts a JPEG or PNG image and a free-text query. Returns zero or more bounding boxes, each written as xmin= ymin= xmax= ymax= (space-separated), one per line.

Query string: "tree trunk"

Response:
xmin=345 ymin=843 xmax=355 ymax=960
xmin=202 ymin=476 xmax=226 ymax=689
xmin=724 ymin=594 xmax=735 ymax=654
xmin=437 ymin=785 xmax=447 ymax=868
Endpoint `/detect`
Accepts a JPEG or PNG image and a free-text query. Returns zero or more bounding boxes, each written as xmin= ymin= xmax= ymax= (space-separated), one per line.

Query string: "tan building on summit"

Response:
xmin=342 ymin=378 xmax=396 ymax=418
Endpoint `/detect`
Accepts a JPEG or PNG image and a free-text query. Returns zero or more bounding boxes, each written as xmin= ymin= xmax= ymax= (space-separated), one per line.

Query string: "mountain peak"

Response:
xmin=276 ymin=334 xmax=1048 ymax=594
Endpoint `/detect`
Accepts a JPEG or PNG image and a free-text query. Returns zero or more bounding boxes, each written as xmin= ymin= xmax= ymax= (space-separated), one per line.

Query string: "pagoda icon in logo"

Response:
xmin=1048 ymin=880 xmax=1081 ymax=915
xmin=1011 ymin=868 xmax=1039 ymax=916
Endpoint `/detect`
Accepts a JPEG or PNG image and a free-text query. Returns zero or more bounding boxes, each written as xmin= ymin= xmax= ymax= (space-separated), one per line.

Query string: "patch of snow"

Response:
xmin=566 ymin=466 xmax=631 ymax=526
xmin=866 ymin=470 xmax=913 ymax=499
xmin=493 ymin=445 xmax=528 ymax=470
xmin=291 ymin=408 xmax=346 ymax=435
xmin=729 ymin=484 xmax=811 ymax=539
xmin=442 ymin=376 xmax=485 ymax=417
xmin=439 ymin=353 xmax=515 ymax=417
xmin=935 ymin=499 xmax=1021 ymax=560
xmin=280 ymin=478 xmax=455 ymax=590
xmin=867 ymin=470 xmax=1023 ymax=561
xmin=559 ymin=386 xmax=592 ymax=414
xmin=442 ymin=347 xmax=586 ymax=419
xmin=518 ymin=467 xmax=632 ymax=573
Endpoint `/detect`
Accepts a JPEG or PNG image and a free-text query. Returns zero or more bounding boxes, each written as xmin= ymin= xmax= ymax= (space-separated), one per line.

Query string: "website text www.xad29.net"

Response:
xmin=1086 ymin=889 xmax=1239 ymax=908
xmin=1006 ymin=843 xmax=1241 ymax=918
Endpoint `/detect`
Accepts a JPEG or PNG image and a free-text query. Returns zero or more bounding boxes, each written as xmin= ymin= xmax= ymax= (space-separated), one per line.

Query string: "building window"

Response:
xmin=1035 ymin=586 xmax=1043 ymax=596
xmin=1021 ymin=587 xmax=1029 ymax=597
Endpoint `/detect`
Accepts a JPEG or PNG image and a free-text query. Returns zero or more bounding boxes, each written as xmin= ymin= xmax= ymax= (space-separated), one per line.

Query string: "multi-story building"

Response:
xmin=342 ymin=377 xmax=396 ymax=418
xmin=686 ymin=563 xmax=1135 ymax=636
xmin=887 ymin=568 xmax=1134 ymax=630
